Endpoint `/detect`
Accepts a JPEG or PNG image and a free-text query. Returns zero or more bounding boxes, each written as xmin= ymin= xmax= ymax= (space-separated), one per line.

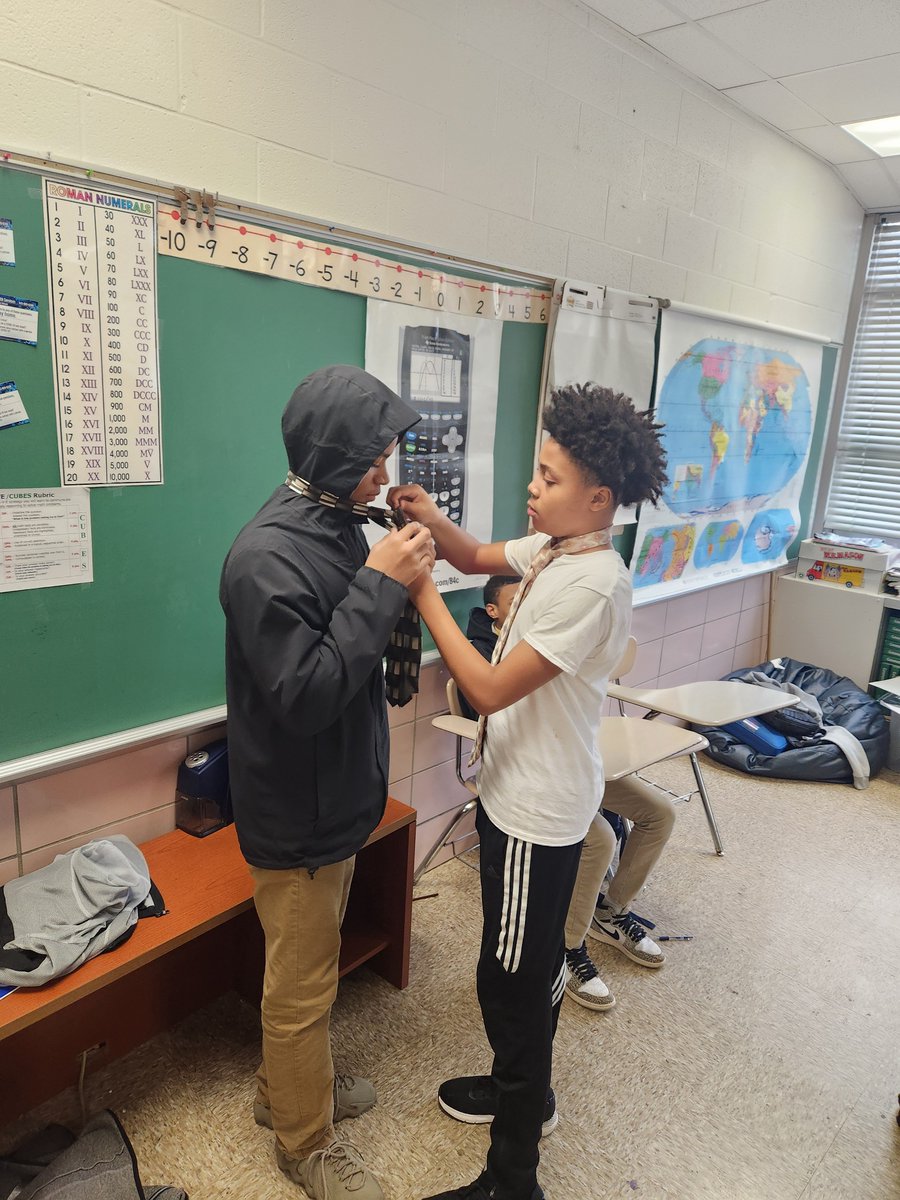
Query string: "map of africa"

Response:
xmin=659 ymin=338 xmax=812 ymax=518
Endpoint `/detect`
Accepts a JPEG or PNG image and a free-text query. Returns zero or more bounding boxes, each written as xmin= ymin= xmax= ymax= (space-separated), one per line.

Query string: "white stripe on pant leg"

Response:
xmin=502 ymin=840 xmax=526 ymax=971
xmin=552 ymin=960 xmax=567 ymax=1006
xmin=507 ymin=842 xmax=533 ymax=974
xmin=497 ymin=836 xmax=521 ymax=969
xmin=496 ymin=835 xmax=516 ymax=967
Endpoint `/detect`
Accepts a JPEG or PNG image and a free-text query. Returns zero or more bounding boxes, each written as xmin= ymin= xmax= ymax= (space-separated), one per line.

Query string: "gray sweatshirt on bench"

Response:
xmin=0 ymin=835 xmax=152 ymax=988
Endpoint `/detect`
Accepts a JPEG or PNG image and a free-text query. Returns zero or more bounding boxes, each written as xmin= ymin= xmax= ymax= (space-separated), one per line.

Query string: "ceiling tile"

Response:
xmin=782 ymin=53 xmax=900 ymax=124
xmin=644 ymin=22 xmax=767 ymax=88
xmin=838 ymin=159 xmax=900 ymax=208
xmin=789 ymin=125 xmax=878 ymax=164
xmin=723 ymin=80 xmax=827 ymax=131
xmin=882 ymin=154 xmax=900 ymax=186
xmin=700 ymin=0 xmax=900 ymax=79
xmin=670 ymin=0 xmax=763 ymax=14
xmin=580 ymin=0 xmax=682 ymax=35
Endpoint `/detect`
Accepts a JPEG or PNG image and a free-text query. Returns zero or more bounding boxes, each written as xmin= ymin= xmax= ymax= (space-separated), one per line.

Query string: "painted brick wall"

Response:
xmin=1 ymin=0 xmax=862 ymax=338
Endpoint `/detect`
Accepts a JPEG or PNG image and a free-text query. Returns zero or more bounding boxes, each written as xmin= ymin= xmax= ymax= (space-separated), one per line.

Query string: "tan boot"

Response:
xmin=254 ymin=1073 xmax=377 ymax=1129
xmin=276 ymin=1140 xmax=384 ymax=1199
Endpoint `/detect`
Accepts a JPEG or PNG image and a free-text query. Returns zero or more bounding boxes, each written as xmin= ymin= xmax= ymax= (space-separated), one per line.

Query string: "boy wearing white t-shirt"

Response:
xmin=389 ymin=384 xmax=667 ymax=1200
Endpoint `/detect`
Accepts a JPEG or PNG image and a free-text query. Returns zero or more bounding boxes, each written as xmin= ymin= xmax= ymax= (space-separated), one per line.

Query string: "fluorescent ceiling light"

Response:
xmin=842 ymin=114 xmax=900 ymax=156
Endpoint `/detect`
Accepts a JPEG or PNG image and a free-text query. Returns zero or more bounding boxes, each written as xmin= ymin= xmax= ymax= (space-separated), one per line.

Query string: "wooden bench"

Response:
xmin=0 ymin=797 xmax=416 ymax=1126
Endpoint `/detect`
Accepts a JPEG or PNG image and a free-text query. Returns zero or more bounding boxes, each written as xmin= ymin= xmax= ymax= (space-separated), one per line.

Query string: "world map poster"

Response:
xmin=632 ymin=309 xmax=822 ymax=602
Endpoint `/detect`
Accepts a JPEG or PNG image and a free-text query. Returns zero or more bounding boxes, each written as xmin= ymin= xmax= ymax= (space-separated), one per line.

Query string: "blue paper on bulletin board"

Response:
xmin=0 ymin=294 xmax=38 ymax=345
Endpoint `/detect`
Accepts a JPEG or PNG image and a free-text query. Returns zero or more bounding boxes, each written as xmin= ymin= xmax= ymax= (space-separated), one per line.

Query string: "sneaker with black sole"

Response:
xmin=564 ymin=942 xmax=616 ymax=1010
xmin=437 ymin=1075 xmax=558 ymax=1137
xmin=276 ymin=1139 xmax=383 ymax=1199
xmin=589 ymin=906 xmax=665 ymax=967
xmin=422 ymin=1174 xmax=544 ymax=1200
xmin=255 ymin=1072 xmax=376 ymax=1129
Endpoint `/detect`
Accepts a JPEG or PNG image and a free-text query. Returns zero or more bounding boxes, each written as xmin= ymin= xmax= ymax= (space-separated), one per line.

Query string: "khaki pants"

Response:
xmin=564 ymin=775 xmax=675 ymax=949
xmin=250 ymin=857 xmax=355 ymax=1159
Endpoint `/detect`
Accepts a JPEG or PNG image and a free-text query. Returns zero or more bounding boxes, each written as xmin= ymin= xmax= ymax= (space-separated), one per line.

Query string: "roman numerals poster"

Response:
xmin=44 ymin=179 xmax=162 ymax=486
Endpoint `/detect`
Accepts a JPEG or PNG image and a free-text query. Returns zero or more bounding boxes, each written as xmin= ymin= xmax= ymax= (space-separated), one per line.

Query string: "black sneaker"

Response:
xmin=422 ymin=1173 xmax=544 ymax=1200
xmin=437 ymin=1075 xmax=558 ymax=1136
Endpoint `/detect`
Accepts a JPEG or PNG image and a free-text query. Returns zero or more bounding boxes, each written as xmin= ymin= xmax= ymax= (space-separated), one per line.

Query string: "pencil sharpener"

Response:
xmin=175 ymin=738 xmax=232 ymax=838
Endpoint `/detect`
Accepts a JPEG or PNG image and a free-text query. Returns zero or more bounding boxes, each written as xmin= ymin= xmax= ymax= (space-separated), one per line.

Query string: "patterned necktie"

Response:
xmin=468 ymin=527 xmax=613 ymax=764
xmin=285 ymin=472 xmax=421 ymax=707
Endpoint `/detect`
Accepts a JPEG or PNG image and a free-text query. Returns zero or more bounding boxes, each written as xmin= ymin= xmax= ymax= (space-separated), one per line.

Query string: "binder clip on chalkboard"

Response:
xmin=175 ymin=738 xmax=233 ymax=838
xmin=173 ymin=185 xmax=191 ymax=226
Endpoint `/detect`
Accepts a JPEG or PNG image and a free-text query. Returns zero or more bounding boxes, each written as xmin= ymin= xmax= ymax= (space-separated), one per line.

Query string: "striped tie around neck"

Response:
xmin=285 ymin=471 xmax=421 ymax=707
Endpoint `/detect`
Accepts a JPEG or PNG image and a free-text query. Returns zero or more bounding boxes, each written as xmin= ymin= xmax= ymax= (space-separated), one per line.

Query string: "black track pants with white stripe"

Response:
xmin=475 ymin=802 xmax=584 ymax=1199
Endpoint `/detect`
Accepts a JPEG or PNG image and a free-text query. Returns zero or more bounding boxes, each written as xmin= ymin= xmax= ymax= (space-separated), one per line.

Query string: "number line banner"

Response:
xmin=157 ymin=209 xmax=550 ymax=325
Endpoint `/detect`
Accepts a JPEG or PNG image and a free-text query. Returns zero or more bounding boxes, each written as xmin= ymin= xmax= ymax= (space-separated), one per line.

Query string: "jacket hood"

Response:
xmin=282 ymin=365 xmax=420 ymax=498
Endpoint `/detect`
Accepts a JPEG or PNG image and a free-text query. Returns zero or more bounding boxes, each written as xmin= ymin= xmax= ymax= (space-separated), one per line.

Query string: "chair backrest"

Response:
xmin=613 ymin=634 xmax=638 ymax=681
xmin=446 ymin=677 xmax=464 ymax=718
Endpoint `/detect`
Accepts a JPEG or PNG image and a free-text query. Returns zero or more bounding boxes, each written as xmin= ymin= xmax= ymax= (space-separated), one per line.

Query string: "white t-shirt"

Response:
xmin=476 ymin=532 xmax=632 ymax=847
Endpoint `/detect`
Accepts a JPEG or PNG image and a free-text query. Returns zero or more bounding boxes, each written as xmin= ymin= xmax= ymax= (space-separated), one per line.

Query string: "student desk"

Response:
xmin=0 ymin=797 xmax=415 ymax=1126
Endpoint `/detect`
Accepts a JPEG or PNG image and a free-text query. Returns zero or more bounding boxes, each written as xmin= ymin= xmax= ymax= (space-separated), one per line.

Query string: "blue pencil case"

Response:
xmin=720 ymin=717 xmax=788 ymax=755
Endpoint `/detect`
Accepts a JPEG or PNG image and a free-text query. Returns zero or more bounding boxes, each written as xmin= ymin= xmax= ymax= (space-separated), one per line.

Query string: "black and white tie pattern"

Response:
xmin=285 ymin=471 xmax=422 ymax=707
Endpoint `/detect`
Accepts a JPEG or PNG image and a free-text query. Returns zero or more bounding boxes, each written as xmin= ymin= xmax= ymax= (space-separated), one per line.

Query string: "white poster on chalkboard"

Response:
xmin=365 ymin=299 xmax=501 ymax=594
xmin=545 ymin=281 xmax=659 ymax=526
xmin=43 ymin=179 xmax=163 ymax=487
xmin=0 ymin=487 xmax=93 ymax=593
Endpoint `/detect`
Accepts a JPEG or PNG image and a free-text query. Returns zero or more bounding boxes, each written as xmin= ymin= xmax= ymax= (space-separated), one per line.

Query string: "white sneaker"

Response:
xmin=590 ymin=907 xmax=665 ymax=968
xmin=564 ymin=943 xmax=616 ymax=1011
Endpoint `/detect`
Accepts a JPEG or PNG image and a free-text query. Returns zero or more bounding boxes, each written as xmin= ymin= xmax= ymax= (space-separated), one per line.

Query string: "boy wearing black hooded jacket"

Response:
xmin=220 ymin=365 xmax=434 ymax=1200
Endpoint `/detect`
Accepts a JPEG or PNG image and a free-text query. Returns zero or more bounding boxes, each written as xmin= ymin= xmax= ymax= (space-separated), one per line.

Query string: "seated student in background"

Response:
xmin=220 ymin=365 xmax=435 ymax=1200
xmin=457 ymin=575 xmax=521 ymax=720
xmin=562 ymin=779 xmax=676 ymax=1010
xmin=389 ymin=383 xmax=668 ymax=1200
xmin=461 ymin=580 xmax=676 ymax=1013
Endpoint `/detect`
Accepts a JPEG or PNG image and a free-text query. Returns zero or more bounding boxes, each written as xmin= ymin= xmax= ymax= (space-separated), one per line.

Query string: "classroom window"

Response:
xmin=822 ymin=213 xmax=900 ymax=541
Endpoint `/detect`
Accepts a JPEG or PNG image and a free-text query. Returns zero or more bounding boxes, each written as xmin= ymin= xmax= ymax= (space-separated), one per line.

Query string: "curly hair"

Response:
xmin=542 ymin=383 xmax=668 ymax=508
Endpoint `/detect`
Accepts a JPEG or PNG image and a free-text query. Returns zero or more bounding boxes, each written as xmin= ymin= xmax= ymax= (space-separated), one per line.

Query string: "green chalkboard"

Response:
xmin=0 ymin=164 xmax=544 ymax=760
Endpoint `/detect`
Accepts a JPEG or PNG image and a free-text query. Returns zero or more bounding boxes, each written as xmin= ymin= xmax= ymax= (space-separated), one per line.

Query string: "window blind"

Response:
xmin=824 ymin=213 xmax=900 ymax=539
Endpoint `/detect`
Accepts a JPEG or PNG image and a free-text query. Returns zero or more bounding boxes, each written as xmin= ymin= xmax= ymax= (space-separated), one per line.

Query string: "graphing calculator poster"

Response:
xmin=631 ymin=308 xmax=822 ymax=602
xmin=365 ymin=300 xmax=502 ymax=594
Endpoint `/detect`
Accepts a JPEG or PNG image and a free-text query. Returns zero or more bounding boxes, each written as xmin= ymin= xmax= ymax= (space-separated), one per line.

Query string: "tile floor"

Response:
xmin=2 ymin=757 xmax=899 ymax=1199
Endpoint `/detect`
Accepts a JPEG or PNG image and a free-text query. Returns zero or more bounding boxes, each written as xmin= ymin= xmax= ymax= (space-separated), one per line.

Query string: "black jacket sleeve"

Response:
xmin=224 ymin=546 xmax=407 ymax=735
xmin=458 ymin=636 xmax=494 ymax=721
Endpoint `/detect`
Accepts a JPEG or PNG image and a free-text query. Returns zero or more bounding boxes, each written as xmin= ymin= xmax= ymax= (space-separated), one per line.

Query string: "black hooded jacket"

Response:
xmin=219 ymin=365 xmax=419 ymax=870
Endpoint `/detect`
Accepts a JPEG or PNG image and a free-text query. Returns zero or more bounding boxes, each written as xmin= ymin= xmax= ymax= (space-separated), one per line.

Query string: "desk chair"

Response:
xmin=414 ymin=680 xmax=479 ymax=882
xmin=417 ymin=649 xmax=711 ymax=879
xmin=608 ymin=639 xmax=799 ymax=855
